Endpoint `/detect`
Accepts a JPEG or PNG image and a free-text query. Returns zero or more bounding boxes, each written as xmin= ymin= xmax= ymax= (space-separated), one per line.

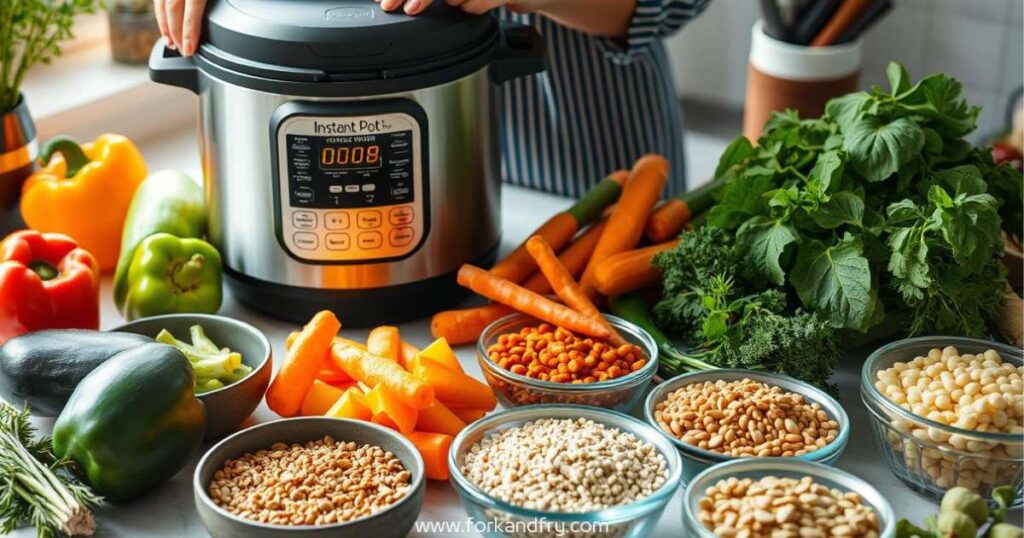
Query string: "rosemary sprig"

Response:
xmin=0 ymin=403 xmax=101 ymax=537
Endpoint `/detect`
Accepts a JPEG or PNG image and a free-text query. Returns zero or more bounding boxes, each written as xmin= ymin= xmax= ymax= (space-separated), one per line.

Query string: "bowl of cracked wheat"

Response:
xmin=193 ymin=417 xmax=425 ymax=538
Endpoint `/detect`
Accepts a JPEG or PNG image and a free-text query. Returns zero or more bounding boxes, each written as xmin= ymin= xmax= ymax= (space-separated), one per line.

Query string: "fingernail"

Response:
xmin=404 ymin=0 xmax=420 ymax=13
xmin=167 ymin=41 xmax=177 ymax=50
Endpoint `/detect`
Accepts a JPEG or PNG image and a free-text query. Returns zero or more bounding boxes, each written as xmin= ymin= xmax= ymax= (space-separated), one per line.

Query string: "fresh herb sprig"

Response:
xmin=0 ymin=403 xmax=100 ymax=538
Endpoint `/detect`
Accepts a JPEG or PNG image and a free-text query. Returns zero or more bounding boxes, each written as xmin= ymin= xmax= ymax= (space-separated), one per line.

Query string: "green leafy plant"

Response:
xmin=0 ymin=0 xmax=99 ymax=112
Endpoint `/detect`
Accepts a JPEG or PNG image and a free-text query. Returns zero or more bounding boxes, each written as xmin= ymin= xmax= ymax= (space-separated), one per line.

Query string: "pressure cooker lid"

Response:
xmin=199 ymin=0 xmax=500 ymax=82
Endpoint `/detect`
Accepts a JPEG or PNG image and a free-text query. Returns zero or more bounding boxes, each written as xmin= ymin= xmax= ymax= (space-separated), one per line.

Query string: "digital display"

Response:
xmin=319 ymin=144 xmax=382 ymax=170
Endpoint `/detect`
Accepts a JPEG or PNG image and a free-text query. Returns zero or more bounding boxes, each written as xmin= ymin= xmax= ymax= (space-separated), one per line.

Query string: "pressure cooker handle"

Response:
xmin=489 ymin=22 xmax=548 ymax=85
xmin=149 ymin=39 xmax=199 ymax=94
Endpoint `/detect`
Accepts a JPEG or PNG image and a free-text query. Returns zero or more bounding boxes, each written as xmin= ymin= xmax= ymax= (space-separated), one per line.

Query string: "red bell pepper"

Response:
xmin=0 ymin=230 xmax=100 ymax=343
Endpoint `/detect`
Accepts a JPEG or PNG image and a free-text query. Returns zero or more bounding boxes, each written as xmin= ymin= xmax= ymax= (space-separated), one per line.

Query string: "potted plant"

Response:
xmin=107 ymin=0 xmax=161 ymax=64
xmin=0 ymin=0 xmax=98 ymax=234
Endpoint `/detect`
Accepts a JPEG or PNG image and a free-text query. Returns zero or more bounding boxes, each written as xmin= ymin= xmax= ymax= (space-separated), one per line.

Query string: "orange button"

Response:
xmin=357 ymin=210 xmax=383 ymax=229
xmin=325 ymin=233 xmax=350 ymax=251
xmin=357 ymin=232 xmax=383 ymax=250
xmin=389 ymin=227 xmax=415 ymax=247
xmin=325 ymin=212 xmax=349 ymax=230
xmin=389 ymin=205 xmax=415 ymax=226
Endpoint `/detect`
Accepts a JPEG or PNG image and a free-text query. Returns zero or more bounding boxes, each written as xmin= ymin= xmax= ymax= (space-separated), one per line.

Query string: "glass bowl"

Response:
xmin=476 ymin=313 xmax=658 ymax=412
xmin=644 ymin=369 xmax=849 ymax=485
xmin=861 ymin=336 xmax=1023 ymax=505
xmin=448 ymin=405 xmax=682 ymax=538
xmin=682 ymin=459 xmax=895 ymax=538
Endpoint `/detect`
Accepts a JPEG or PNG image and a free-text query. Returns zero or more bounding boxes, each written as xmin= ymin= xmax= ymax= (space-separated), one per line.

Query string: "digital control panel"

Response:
xmin=273 ymin=104 xmax=427 ymax=263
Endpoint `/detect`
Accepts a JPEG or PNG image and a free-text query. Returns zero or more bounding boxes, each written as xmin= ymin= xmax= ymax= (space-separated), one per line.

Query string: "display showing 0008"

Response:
xmin=320 ymin=145 xmax=381 ymax=169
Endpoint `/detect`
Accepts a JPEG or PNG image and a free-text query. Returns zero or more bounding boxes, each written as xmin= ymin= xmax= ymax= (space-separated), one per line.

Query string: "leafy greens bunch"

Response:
xmin=703 ymin=63 xmax=1022 ymax=338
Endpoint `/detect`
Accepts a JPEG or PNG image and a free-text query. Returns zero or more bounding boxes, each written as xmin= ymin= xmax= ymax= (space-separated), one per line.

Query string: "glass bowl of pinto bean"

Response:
xmin=477 ymin=313 xmax=658 ymax=412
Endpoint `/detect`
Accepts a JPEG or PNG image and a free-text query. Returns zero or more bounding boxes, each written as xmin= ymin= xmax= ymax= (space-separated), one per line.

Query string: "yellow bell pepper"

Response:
xmin=20 ymin=134 xmax=148 ymax=271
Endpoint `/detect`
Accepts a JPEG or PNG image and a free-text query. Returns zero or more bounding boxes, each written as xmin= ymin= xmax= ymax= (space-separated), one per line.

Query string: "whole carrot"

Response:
xmin=525 ymin=235 xmax=624 ymax=345
xmin=490 ymin=171 xmax=628 ymax=283
xmin=456 ymin=264 xmax=611 ymax=339
xmin=644 ymin=176 xmax=724 ymax=242
xmin=332 ymin=344 xmax=435 ymax=409
xmin=593 ymin=240 xmax=679 ymax=297
xmin=523 ymin=220 xmax=606 ymax=294
xmin=367 ymin=326 xmax=400 ymax=361
xmin=581 ymin=155 xmax=670 ymax=296
xmin=266 ymin=310 xmax=341 ymax=417
xmin=431 ymin=304 xmax=515 ymax=345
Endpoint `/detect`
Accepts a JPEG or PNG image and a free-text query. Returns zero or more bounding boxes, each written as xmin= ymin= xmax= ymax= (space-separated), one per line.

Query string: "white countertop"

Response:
xmin=15 ymin=127 xmax=949 ymax=537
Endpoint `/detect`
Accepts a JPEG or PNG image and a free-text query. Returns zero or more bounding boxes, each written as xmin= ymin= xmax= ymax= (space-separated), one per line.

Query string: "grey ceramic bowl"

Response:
xmin=194 ymin=417 xmax=426 ymax=538
xmin=113 ymin=313 xmax=272 ymax=439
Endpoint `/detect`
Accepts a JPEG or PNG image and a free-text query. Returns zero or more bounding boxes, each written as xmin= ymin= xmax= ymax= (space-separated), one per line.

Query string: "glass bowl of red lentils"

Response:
xmin=477 ymin=313 xmax=658 ymax=412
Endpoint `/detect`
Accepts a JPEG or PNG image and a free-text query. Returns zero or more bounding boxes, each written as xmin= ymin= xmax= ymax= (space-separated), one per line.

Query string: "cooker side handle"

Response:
xmin=149 ymin=39 xmax=199 ymax=94
xmin=489 ymin=22 xmax=548 ymax=85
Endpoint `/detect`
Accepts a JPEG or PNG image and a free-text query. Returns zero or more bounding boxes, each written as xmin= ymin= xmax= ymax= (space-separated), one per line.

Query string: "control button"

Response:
xmin=389 ymin=206 xmax=415 ymax=225
xmin=344 ymin=185 xmax=360 ymax=193
xmin=357 ymin=232 xmax=383 ymax=250
xmin=294 ymin=186 xmax=315 ymax=204
xmin=329 ymin=185 xmax=344 ymax=194
xmin=389 ymin=227 xmax=415 ymax=247
xmin=292 ymin=232 xmax=319 ymax=250
xmin=361 ymin=184 xmax=376 ymax=192
xmin=292 ymin=211 xmax=317 ymax=230
xmin=325 ymin=212 xmax=349 ymax=230
xmin=357 ymin=210 xmax=383 ymax=229
xmin=325 ymin=233 xmax=351 ymax=251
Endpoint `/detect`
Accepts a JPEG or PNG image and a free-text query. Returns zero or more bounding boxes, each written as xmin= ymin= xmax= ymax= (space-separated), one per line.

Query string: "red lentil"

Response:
xmin=486 ymin=324 xmax=646 ymax=384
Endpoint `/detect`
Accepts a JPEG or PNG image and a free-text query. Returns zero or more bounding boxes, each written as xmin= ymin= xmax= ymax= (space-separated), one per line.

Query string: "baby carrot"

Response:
xmin=411 ymin=358 xmax=497 ymax=410
xmin=451 ymin=407 xmax=487 ymax=423
xmin=266 ymin=310 xmax=341 ymax=417
xmin=430 ymin=304 xmax=515 ymax=345
xmin=415 ymin=400 xmax=467 ymax=436
xmin=299 ymin=379 xmax=346 ymax=416
xmin=525 ymin=235 xmax=624 ymax=345
xmin=456 ymin=264 xmax=611 ymax=339
xmin=581 ymin=155 xmax=669 ymax=297
xmin=365 ymin=384 xmax=418 ymax=434
xmin=644 ymin=177 xmax=725 ymax=243
xmin=286 ymin=331 xmax=365 ymax=351
xmin=367 ymin=326 xmax=400 ymax=361
xmin=331 ymin=344 xmax=435 ymax=409
xmin=523 ymin=220 xmax=606 ymax=294
xmin=398 ymin=341 xmax=419 ymax=370
xmin=593 ymin=239 xmax=679 ymax=297
xmin=404 ymin=432 xmax=453 ymax=481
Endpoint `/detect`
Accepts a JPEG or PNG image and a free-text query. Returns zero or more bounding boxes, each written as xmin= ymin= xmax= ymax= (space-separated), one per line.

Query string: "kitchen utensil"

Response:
xmin=194 ymin=417 xmax=425 ymax=537
xmin=476 ymin=313 xmax=658 ymax=412
xmin=759 ymin=0 xmax=789 ymax=41
xmin=836 ymin=0 xmax=892 ymax=44
xmin=149 ymin=0 xmax=546 ymax=325
xmin=792 ymin=0 xmax=841 ymax=45
xmin=113 ymin=313 xmax=273 ymax=440
xmin=777 ymin=0 xmax=810 ymax=33
xmin=0 ymin=94 xmax=35 ymax=235
xmin=811 ymin=0 xmax=874 ymax=47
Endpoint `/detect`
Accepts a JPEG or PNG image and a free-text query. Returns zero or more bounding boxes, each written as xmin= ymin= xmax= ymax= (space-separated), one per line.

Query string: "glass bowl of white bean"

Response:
xmin=861 ymin=336 xmax=1023 ymax=506
xmin=447 ymin=405 xmax=682 ymax=538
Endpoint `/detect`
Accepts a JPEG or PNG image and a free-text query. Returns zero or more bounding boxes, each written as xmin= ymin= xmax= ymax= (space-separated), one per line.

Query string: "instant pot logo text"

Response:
xmin=324 ymin=6 xmax=373 ymax=21
xmin=313 ymin=119 xmax=393 ymax=135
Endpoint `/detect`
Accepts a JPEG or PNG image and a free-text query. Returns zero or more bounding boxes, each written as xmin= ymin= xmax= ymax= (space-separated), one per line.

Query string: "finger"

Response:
xmin=446 ymin=0 xmax=468 ymax=5
xmin=181 ymin=0 xmax=206 ymax=56
xmin=380 ymin=0 xmax=404 ymax=11
xmin=153 ymin=0 xmax=170 ymax=44
xmin=403 ymin=0 xmax=428 ymax=14
xmin=459 ymin=0 xmax=504 ymax=14
xmin=165 ymin=0 xmax=185 ymax=50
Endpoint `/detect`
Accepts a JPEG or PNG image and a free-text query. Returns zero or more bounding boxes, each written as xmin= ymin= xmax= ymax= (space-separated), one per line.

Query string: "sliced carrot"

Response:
xmin=450 ymin=407 xmax=487 ymax=423
xmin=411 ymin=358 xmax=497 ymax=410
xmin=367 ymin=326 xmax=400 ymax=361
xmin=593 ymin=239 xmax=679 ymax=297
xmin=398 ymin=342 xmax=419 ymax=370
xmin=325 ymin=387 xmax=373 ymax=421
xmin=415 ymin=400 xmax=467 ymax=436
xmin=456 ymin=264 xmax=610 ymax=339
xmin=523 ymin=220 xmax=606 ymax=294
xmin=364 ymin=384 xmax=418 ymax=434
xmin=331 ymin=344 xmax=435 ymax=409
xmin=286 ymin=331 xmax=365 ymax=351
xmin=417 ymin=338 xmax=464 ymax=373
xmin=316 ymin=367 xmax=352 ymax=385
xmin=299 ymin=379 xmax=346 ymax=416
xmin=525 ymin=235 xmax=625 ymax=345
xmin=267 ymin=311 xmax=341 ymax=417
xmin=430 ymin=304 xmax=515 ymax=346
xmin=581 ymin=155 xmax=669 ymax=297
xmin=404 ymin=432 xmax=453 ymax=481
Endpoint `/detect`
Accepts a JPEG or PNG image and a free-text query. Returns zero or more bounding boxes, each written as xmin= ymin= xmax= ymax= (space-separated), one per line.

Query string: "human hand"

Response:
xmin=154 ymin=0 xmax=205 ymax=56
xmin=375 ymin=0 xmax=542 ymax=16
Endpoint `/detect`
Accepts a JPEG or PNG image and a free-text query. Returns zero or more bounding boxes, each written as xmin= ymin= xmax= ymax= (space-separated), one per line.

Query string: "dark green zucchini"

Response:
xmin=0 ymin=330 xmax=151 ymax=416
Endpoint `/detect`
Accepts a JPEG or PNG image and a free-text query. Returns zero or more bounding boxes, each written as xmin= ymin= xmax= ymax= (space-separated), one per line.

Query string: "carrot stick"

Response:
xmin=525 ymin=235 xmax=624 ymax=345
xmin=325 ymin=387 xmax=372 ymax=421
xmin=404 ymin=432 xmax=453 ymax=481
xmin=398 ymin=342 xmax=419 ymax=370
xmin=430 ymin=304 xmax=515 ymax=346
xmin=490 ymin=171 xmax=628 ymax=283
xmin=451 ymin=408 xmax=487 ymax=423
xmin=316 ymin=367 xmax=352 ymax=385
xmin=416 ymin=400 xmax=467 ymax=436
xmin=286 ymin=332 xmax=365 ymax=351
xmin=267 ymin=311 xmax=341 ymax=417
xmin=331 ymin=344 xmax=435 ymax=409
xmin=593 ymin=240 xmax=679 ymax=297
xmin=367 ymin=326 xmax=400 ymax=361
xmin=523 ymin=220 xmax=606 ymax=294
xmin=581 ymin=155 xmax=670 ymax=296
xmin=644 ymin=177 xmax=726 ymax=242
xmin=411 ymin=358 xmax=497 ymax=410
xmin=299 ymin=380 xmax=346 ymax=416
xmin=365 ymin=384 xmax=418 ymax=434
xmin=456 ymin=264 xmax=611 ymax=339
xmin=416 ymin=338 xmax=464 ymax=373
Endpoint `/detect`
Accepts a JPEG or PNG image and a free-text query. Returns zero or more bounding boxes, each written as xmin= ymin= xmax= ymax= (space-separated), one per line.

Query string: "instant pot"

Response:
xmin=150 ymin=0 xmax=544 ymax=324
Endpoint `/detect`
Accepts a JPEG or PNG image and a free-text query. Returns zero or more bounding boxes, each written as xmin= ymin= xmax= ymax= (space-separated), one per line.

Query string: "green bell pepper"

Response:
xmin=52 ymin=343 xmax=206 ymax=501
xmin=120 ymin=233 xmax=223 ymax=320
